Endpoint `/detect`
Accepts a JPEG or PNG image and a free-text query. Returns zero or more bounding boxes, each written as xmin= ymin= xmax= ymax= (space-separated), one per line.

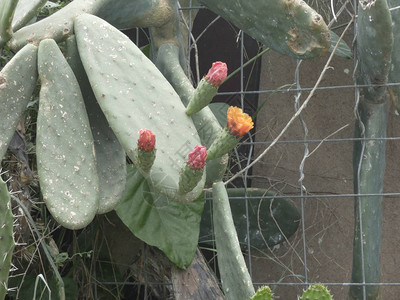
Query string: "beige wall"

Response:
xmin=251 ymin=31 xmax=400 ymax=298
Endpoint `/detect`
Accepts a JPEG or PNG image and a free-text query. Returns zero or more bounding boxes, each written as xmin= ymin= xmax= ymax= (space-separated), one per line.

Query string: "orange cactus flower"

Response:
xmin=226 ymin=106 xmax=254 ymax=137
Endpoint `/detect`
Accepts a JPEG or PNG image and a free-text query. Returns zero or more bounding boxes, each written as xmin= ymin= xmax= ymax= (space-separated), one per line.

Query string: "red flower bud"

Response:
xmin=137 ymin=129 xmax=155 ymax=152
xmin=187 ymin=145 xmax=207 ymax=170
xmin=205 ymin=61 xmax=227 ymax=87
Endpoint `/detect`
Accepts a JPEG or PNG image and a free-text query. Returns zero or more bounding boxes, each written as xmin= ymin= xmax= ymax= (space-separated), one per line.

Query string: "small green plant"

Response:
xmin=300 ymin=283 xmax=333 ymax=300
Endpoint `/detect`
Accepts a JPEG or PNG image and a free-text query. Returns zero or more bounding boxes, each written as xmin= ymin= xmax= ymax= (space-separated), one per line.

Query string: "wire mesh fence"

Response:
xmin=2 ymin=0 xmax=399 ymax=299
xmin=88 ymin=0 xmax=400 ymax=299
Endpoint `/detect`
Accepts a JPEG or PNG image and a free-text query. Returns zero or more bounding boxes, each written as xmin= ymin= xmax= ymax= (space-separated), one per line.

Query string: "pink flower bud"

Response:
xmin=138 ymin=129 xmax=155 ymax=152
xmin=205 ymin=61 xmax=227 ymax=87
xmin=187 ymin=145 xmax=207 ymax=170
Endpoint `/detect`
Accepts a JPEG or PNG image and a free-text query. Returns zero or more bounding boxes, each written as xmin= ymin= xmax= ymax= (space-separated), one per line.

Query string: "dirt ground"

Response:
xmin=250 ymin=31 xmax=400 ymax=299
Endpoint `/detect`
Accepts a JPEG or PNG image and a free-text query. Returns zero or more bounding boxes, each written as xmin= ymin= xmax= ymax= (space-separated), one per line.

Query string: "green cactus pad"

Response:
xmin=212 ymin=181 xmax=255 ymax=300
xmin=0 ymin=43 xmax=38 ymax=163
xmin=207 ymin=128 xmax=240 ymax=160
xmin=75 ymin=14 xmax=204 ymax=202
xmin=356 ymin=0 xmax=393 ymax=102
xmin=0 ymin=0 xmax=19 ymax=48
xmin=8 ymin=0 xmax=171 ymax=51
xmin=65 ymin=35 xmax=126 ymax=215
xmin=388 ymin=0 xmax=400 ymax=111
xmin=37 ymin=39 xmax=99 ymax=230
xmin=11 ymin=0 xmax=48 ymax=32
xmin=201 ymin=188 xmax=300 ymax=249
xmin=186 ymin=77 xmax=218 ymax=115
xmin=300 ymin=283 xmax=333 ymax=300
xmin=350 ymin=101 xmax=388 ymax=300
xmin=198 ymin=0 xmax=331 ymax=59
xmin=0 ymin=178 xmax=15 ymax=300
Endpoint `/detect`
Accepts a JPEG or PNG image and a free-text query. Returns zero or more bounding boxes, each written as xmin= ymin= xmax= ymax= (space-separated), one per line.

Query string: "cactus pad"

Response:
xmin=198 ymin=0 xmax=331 ymax=59
xmin=65 ymin=35 xmax=126 ymax=214
xmin=300 ymin=283 xmax=333 ymax=300
xmin=0 ymin=177 xmax=14 ymax=300
xmin=75 ymin=14 xmax=204 ymax=202
xmin=37 ymin=39 xmax=99 ymax=229
xmin=0 ymin=44 xmax=38 ymax=163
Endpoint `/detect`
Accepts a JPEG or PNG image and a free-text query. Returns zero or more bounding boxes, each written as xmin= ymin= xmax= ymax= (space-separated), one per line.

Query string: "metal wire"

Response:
xmin=93 ymin=1 xmax=400 ymax=299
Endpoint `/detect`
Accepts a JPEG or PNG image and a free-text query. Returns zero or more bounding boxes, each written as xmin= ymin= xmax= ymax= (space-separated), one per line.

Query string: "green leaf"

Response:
xmin=330 ymin=30 xmax=352 ymax=59
xmin=115 ymin=165 xmax=204 ymax=269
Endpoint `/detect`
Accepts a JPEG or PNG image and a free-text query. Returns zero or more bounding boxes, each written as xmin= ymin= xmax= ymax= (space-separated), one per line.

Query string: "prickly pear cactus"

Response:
xmin=212 ymin=181 xmax=255 ymax=299
xmin=300 ymin=283 xmax=333 ymax=300
xmin=350 ymin=1 xmax=393 ymax=299
xmin=0 ymin=177 xmax=14 ymax=300
xmin=0 ymin=44 xmax=38 ymax=163
xmin=37 ymin=38 xmax=99 ymax=230
xmin=65 ymin=35 xmax=127 ymax=214
xmin=74 ymin=13 xmax=205 ymax=202
xmin=198 ymin=0 xmax=331 ymax=59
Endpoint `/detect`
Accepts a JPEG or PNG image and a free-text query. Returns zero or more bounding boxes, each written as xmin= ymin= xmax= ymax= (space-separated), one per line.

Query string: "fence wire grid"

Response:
xmin=90 ymin=1 xmax=400 ymax=299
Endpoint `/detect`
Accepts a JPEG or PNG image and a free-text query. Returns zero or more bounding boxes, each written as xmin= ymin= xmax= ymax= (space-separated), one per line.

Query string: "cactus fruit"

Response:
xmin=136 ymin=129 xmax=156 ymax=173
xmin=65 ymin=35 xmax=127 ymax=214
xmin=251 ymin=286 xmax=274 ymax=300
xmin=300 ymin=283 xmax=333 ymax=300
xmin=212 ymin=181 xmax=255 ymax=300
xmin=185 ymin=61 xmax=227 ymax=115
xmin=207 ymin=106 xmax=254 ymax=160
xmin=0 ymin=43 xmax=38 ymax=163
xmin=198 ymin=0 xmax=331 ymax=59
xmin=178 ymin=145 xmax=207 ymax=194
xmin=37 ymin=39 xmax=99 ymax=230
xmin=0 ymin=177 xmax=15 ymax=300
xmin=74 ymin=14 xmax=204 ymax=202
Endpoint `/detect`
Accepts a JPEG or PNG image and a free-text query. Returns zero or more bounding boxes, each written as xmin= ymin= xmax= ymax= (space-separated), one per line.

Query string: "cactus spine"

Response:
xmin=0 ymin=177 xmax=14 ymax=300
xmin=350 ymin=1 xmax=393 ymax=299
